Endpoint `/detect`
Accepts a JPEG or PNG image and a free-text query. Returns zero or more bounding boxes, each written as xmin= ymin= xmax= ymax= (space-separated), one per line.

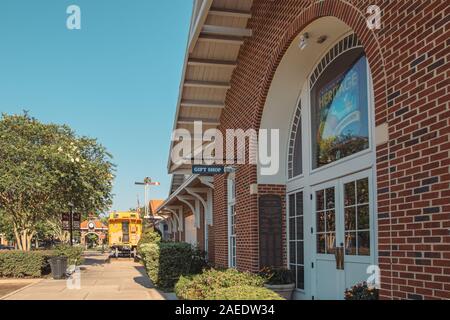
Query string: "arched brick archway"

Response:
xmin=80 ymin=219 xmax=108 ymax=247
xmin=249 ymin=2 xmax=391 ymax=299
xmin=215 ymin=0 xmax=392 ymax=298
xmin=250 ymin=1 xmax=387 ymax=130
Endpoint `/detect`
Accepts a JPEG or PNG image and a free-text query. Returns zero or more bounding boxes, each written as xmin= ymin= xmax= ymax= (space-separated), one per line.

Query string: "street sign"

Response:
xmin=192 ymin=165 xmax=225 ymax=175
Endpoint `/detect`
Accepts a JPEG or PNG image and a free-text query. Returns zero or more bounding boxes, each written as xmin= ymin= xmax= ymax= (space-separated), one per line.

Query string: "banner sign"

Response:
xmin=62 ymin=213 xmax=70 ymax=231
xmin=62 ymin=212 xmax=81 ymax=231
xmin=72 ymin=213 xmax=81 ymax=230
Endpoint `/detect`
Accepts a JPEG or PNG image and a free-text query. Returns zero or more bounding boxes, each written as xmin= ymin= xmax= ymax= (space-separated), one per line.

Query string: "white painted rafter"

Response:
xmin=166 ymin=206 xmax=184 ymax=232
xmin=202 ymin=25 xmax=252 ymax=38
xmin=209 ymin=7 xmax=252 ymax=19
xmin=187 ymin=58 xmax=237 ymax=69
xmin=199 ymin=176 xmax=214 ymax=189
xmin=180 ymin=100 xmax=225 ymax=109
xmin=186 ymin=188 xmax=213 ymax=226
xmin=184 ymin=80 xmax=231 ymax=90
xmin=178 ymin=118 xmax=220 ymax=126
xmin=197 ymin=34 xmax=245 ymax=46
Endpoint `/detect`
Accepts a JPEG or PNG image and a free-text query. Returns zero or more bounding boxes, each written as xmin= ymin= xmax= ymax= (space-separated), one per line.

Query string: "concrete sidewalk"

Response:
xmin=2 ymin=253 xmax=166 ymax=300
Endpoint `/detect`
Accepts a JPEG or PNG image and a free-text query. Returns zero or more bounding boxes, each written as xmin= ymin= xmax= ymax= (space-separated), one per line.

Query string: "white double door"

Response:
xmin=312 ymin=169 xmax=376 ymax=300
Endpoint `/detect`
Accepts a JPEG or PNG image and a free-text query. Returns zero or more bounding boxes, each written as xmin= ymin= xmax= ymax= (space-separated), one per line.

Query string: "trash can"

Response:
xmin=49 ymin=256 xmax=68 ymax=279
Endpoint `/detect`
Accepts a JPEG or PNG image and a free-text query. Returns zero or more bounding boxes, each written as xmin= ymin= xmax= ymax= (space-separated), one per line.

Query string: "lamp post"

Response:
xmin=135 ymin=177 xmax=160 ymax=219
xmin=68 ymin=202 xmax=74 ymax=247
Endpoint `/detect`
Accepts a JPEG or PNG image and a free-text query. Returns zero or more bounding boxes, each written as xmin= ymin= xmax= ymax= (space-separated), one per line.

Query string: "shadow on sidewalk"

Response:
xmin=133 ymin=266 xmax=154 ymax=289
xmin=80 ymin=252 xmax=111 ymax=268
xmin=133 ymin=266 xmax=177 ymax=300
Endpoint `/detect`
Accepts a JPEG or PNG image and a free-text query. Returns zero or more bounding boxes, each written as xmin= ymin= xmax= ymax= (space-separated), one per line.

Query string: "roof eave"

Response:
xmin=166 ymin=0 xmax=214 ymax=173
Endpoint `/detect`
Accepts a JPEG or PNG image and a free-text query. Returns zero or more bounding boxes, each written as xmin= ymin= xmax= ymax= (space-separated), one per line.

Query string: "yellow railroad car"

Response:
xmin=108 ymin=211 xmax=142 ymax=258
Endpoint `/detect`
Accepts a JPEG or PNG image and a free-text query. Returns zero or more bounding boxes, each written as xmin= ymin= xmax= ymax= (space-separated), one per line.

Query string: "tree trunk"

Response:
xmin=21 ymin=231 xmax=27 ymax=251
xmin=13 ymin=226 xmax=23 ymax=251
xmin=13 ymin=227 xmax=34 ymax=251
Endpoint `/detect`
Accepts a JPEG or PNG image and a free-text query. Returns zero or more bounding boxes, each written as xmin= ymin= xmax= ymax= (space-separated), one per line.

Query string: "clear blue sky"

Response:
xmin=0 ymin=0 xmax=193 ymax=212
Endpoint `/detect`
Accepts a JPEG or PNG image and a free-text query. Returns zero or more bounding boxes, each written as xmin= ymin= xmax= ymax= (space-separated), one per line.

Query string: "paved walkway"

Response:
xmin=2 ymin=253 xmax=166 ymax=300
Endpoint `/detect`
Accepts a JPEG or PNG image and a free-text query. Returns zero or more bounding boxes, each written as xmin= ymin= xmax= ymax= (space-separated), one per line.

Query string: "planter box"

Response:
xmin=264 ymin=283 xmax=296 ymax=300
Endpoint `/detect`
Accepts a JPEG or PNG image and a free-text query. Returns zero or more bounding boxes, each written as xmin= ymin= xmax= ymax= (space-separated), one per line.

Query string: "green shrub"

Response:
xmin=175 ymin=269 xmax=265 ymax=300
xmin=190 ymin=246 xmax=208 ymax=275
xmin=0 ymin=250 xmax=45 ymax=278
xmin=138 ymin=229 xmax=161 ymax=247
xmin=53 ymin=244 xmax=84 ymax=265
xmin=140 ymin=242 xmax=206 ymax=290
xmin=137 ymin=229 xmax=161 ymax=257
xmin=36 ymin=250 xmax=55 ymax=275
xmin=208 ymin=285 xmax=284 ymax=300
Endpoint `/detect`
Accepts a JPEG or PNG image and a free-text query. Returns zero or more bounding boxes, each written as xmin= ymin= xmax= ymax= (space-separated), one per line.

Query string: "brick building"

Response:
xmin=157 ymin=0 xmax=449 ymax=300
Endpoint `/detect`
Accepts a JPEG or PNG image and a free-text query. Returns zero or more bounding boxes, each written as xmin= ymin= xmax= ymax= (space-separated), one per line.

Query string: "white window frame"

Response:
xmin=287 ymin=190 xmax=305 ymax=291
xmin=227 ymin=174 xmax=237 ymax=268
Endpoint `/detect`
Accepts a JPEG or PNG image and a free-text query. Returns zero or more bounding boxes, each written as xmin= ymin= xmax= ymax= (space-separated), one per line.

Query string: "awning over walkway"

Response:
xmin=156 ymin=175 xmax=214 ymax=231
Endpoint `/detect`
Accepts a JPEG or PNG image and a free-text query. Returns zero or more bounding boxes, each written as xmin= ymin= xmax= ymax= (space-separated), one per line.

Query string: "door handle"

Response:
xmin=334 ymin=245 xmax=345 ymax=270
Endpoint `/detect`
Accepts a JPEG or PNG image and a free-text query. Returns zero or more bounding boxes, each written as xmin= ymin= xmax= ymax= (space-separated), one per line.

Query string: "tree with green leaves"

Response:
xmin=0 ymin=113 xmax=115 ymax=250
xmin=0 ymin=211 xmax=15 ymax=245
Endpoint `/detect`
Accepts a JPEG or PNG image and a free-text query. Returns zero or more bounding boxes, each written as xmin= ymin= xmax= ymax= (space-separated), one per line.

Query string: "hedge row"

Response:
xmin=0 ymin=251 xmax=46 ymax=278
xmin=138 ymin=229 xmax=161 ymax=248
xmin=52 ymin=245 xmax=84 ymax=266
xmin=175 ymin=269 xmax=282 ymax=300
xmin=0 ymin=245 xmax=84 ymax=278
xmin=140 ymin=242 xmax=207 ymax=290
xmin=137 ymin=230 xmax=281 ymax=299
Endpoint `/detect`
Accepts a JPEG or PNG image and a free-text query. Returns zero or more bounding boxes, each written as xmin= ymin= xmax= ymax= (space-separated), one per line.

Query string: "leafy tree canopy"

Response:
xmin=0 ymin=112 xmax=115 ymax=250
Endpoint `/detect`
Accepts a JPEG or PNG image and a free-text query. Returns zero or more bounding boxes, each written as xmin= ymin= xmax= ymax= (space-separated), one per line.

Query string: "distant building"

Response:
xmin=149 ymin=200 xmax=164 ymax=215
xmin=80 ymin=219 xmax=108 ymax=247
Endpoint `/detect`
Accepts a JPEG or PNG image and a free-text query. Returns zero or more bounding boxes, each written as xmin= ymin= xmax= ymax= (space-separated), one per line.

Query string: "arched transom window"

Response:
xmin=288 ymin=33 xmax=369 ymax=177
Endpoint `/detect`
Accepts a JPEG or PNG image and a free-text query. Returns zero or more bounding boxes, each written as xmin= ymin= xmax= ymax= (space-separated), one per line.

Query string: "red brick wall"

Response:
xmin=213 ymin=175 xmax=228 ymax=268
xmin=197 ymin=207 xmax=205 ymax=251
xmin=235 ymin=165 xmax=260 ymax=272
xmin=212 ymin=0 xmax=449 ymax=300
xmin=208 ymin=225 xmax=215 ymax=265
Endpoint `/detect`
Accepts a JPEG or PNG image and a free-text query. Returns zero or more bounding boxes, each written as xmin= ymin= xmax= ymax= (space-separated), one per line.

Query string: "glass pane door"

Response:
xmin=315 ymin=187 xmax=336 ymax=255
xmin=343 ymin=177 xmax=371 ymax=257
xmin=313 ymin=171 xmax=374 ymax=300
